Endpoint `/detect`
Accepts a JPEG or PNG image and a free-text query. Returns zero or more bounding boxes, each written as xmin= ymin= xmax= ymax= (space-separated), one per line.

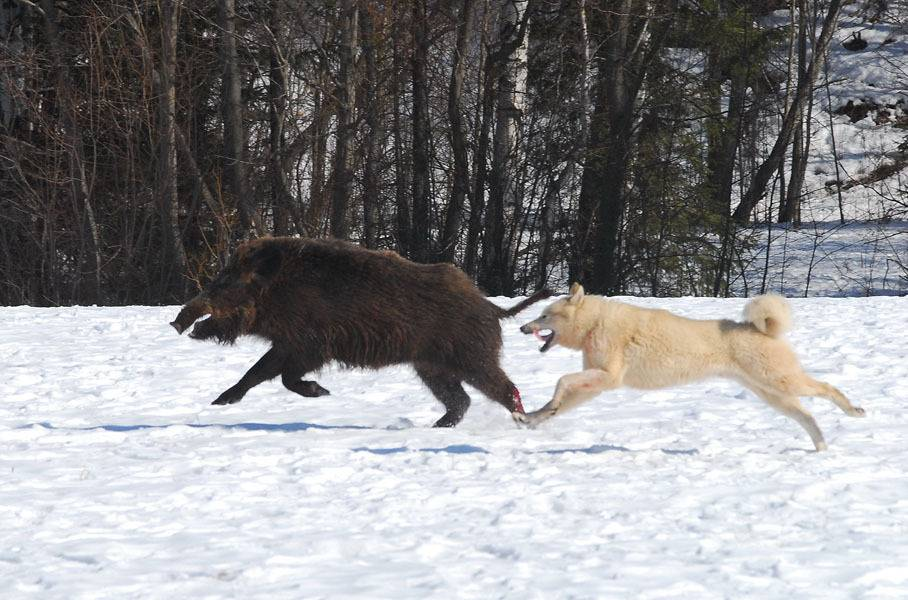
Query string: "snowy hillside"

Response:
xmin=741 ymin=2 xmax=908 ymax=298
xmin=2 ymin=296 xmax=907 ymax=598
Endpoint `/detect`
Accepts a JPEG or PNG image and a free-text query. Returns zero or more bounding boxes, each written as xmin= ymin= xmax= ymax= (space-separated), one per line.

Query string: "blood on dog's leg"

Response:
xmin=417 ymin=368 xmax=471 ymax=428
xmin=748 ymin=385 xmax=827 ymax=451
xmin=524 ymin=369 xmax=620 ymax=427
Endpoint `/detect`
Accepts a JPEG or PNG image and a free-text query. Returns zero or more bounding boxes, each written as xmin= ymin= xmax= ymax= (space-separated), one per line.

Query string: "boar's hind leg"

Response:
xmin=212 ymin=347 xmax=287 ymax=405
xmin=281 ymin=358 xmax=329 ymax=398
xmin=416 ymin=367 xmax=471 ymax=428
xmin=468 ymin=366 xmax=520 ymax=415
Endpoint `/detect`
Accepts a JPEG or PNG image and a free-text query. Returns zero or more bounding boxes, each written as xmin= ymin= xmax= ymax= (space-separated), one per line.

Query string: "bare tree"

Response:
xmin=580 ymin=0 xmax=676 ymax=294
xmin=410 ymin=0 xmax=432 ymax=262
xmin=733 ymin=0 xmax=844 ymax=223
xmin=220 ymin=0 xmax=263 ymax=236
xmin=41 ymin=0 xmax=103 ymax=303
xmin=439 ymin=0 xmax=477 ymax=263
xmin=780 ymin=0 xmax=813 ymax=225
xmin=480 ymin=0 xmax=532 ymax=294
xmin=156 ymin=0 xmax=189 ymax=298
xmin=330 ymin=0 xmax=358 ymax=240
xmin=268 ymin=0 xmax=296 ymax=235
xmin=360 ymin=2 xmax=382 ymax=248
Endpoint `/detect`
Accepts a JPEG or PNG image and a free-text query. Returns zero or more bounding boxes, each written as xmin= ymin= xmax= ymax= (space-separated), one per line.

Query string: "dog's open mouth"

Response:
xmin=535 ymin=329 xmax=555 ymax=352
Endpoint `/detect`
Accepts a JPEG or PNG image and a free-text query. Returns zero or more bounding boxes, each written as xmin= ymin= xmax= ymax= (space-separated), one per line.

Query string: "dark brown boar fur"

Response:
xmin=171 ymin=237 xmax=553 ymax=427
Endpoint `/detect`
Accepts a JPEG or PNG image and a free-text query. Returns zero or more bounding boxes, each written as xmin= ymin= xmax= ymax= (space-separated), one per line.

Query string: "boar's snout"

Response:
xmin=171 ymin=295 xmax=211 ymax=335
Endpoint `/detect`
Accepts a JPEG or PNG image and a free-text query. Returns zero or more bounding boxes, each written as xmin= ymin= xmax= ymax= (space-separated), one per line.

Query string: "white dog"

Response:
xmin=518 ymin=284 xmax=865 ymax=451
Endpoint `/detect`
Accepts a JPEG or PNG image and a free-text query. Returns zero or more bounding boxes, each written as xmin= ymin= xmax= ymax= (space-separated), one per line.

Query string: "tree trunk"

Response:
xmin=0 ymin=1 xmax=25 ymax=134
xmin=780 ymin=0 xmax=810 ymax=225
xmin=391 ymin=4 xmax=411 ymax=256
xmin=410 ymin=0 xmax=431 ymax=262
xmin=580 ymin=0 xmax=675 ymax=294
xmin=41 ymin=0 xmax=104 ymax=303
xmin=268 ymin=0 xmax=296 ymax=235
xmin=480 ymin=0 xmax=531 ymax=294
xmin=439 ymin=0 xmax=476 ymax=263
xmin=581 ymin=2 xmax=641 ymax=294
xmin=361 ymin=4 xmax=381 ymax=248
xmin=330 ymin=0 xmax=358 ymax=240
xmin=732 ymin=0 xmax=843 ymax=223
xmin=306 ymin=50 xmax=331 ymax=236
xmin=563 ymin=0 xmax=591 ymax=286
xmin=157 ymin=0 xmax=188 ymax=298
xmin=464 ymin=4 xmax=495 ymax=278
xmin=219 ymin=0 xmax=263 ymax=237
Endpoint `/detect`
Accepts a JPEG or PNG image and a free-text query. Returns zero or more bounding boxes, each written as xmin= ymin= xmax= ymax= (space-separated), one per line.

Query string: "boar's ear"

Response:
xmin=246 ymin=244 xmax=283 ymax=282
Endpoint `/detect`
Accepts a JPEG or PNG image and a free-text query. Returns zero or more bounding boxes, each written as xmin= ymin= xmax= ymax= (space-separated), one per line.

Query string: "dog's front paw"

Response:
xmin=523 ymin=409 xmax=557 ymax=428
xmin=849 ymin=406 xmax=866 ymax=417
xmin=513 ymin=410 xmax=549 ymax=429
xmin=512 ymin=411 xmax=532 ymax=428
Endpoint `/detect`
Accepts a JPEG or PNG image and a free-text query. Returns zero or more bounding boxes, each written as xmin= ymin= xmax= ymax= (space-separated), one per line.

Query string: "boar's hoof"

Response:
xmin=432 ymin=414 xmax=462 ymax=428
xmin=297 ymin=381 xmax=330 ymax=397
xmin=212 ymin=388 xmax=244 ymax=405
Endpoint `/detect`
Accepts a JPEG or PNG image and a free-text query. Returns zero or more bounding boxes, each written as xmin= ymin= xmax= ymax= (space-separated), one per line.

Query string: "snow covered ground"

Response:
xmin=733 ymin=2 xmax=908 ymax=300
xmin=2 ymin=296 xmax=907 ymax=598
xmin=737 ymin=220 xmax=907 ymax=297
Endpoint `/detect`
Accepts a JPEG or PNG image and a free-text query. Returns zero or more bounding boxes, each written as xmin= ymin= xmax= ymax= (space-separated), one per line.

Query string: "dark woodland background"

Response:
xmin=0 ymin=0 xmax=884 ymax=305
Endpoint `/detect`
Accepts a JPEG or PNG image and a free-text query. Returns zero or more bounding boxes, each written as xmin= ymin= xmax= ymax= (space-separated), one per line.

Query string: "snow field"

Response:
xmin=1 ymin=296 xmax=907 ymax=598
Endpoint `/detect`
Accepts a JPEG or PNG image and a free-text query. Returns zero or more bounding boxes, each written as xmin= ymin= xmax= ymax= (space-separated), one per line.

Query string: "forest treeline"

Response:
xmin=0 ymin=0 xmax=852 ymax=305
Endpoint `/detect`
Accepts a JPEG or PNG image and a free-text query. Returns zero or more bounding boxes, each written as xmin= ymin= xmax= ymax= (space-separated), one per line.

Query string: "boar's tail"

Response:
xmin=496 ymin=288 xmax=555 ymax=319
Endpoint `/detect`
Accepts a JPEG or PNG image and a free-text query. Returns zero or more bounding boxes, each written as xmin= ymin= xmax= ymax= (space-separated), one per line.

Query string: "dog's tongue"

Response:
xmin=534 ymin=330 xmax=554 ymax=352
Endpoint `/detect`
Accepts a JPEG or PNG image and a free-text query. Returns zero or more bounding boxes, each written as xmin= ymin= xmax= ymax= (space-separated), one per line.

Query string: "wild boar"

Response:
xmin=171 ymin=237 xmax=552 ymax=427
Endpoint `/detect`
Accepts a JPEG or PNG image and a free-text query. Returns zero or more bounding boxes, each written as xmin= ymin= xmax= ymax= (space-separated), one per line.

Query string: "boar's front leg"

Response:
xmin=212 ymin=346 xmax=287 ymax=405
xmin=280 ymin=356 xmax=330 ymax=398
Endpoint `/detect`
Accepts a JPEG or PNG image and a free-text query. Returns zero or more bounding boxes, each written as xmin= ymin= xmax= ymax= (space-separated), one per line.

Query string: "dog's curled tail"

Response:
xmin=497 ymin=288 xmax=555 ymax=319
xmin=743 ymin=294 xmax=792 ymax=338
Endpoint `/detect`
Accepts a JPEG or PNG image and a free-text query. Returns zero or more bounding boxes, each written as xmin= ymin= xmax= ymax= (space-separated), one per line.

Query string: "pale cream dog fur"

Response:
xmin=518 ymin=284 xmax=865 ymax=451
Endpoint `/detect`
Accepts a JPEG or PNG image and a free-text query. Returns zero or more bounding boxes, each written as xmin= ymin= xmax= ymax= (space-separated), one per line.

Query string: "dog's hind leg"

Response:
xmin=746 ymin=385 xmax=827 ymax=451
xmin=787 ymin=374 xmax=865 ymax=418
xmin=736 ymin=348 xmax=864 ymax=419
xmin=417 ymin=368 xmax=471 ymax=428
xmin=520 ymin=368 xmax=622 ymax=428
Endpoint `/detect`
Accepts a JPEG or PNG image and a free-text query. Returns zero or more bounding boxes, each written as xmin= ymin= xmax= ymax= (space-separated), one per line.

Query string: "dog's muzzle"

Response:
xmin=520 ymin=322 xmax=555 ymax=353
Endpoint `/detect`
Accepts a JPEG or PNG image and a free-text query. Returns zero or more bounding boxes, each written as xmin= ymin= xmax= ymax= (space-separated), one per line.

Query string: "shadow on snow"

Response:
xmin=21 ymin=422 xmax=699 ymax=456
xmin=23 ymin=420 xmax=370 ymax=433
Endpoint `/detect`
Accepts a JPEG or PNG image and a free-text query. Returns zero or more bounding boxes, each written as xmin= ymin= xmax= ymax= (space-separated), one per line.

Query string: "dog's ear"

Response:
xmin=568 ymin=282 xmax=585 ymax=304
